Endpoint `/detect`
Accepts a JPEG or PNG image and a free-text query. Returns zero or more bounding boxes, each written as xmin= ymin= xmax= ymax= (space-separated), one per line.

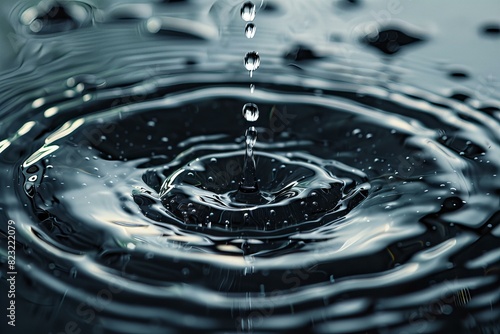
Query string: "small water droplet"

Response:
xmin=244 ymin=51 xmax=260 ymax=74
xmin=245 ymin=126 xmax=258 ymax=148
xmin=146 ymin=17 xmax=162 ymax=33
xmin=245 ymin=23 xmax=256 ymax=38
xmin=240 ymin=1 xmax=256 ymax=22
xmin=441 ymin=305 xmax=453 ymax=315
xmin=242 ymin=103 xmax=259 ymax=122
xmin=250 ymin=84 xmax=255 ymax=93
xmin=20 ymin=6 xmax=38 ymax=25
xmin=30 ymin=19 xmax=43 ymax=32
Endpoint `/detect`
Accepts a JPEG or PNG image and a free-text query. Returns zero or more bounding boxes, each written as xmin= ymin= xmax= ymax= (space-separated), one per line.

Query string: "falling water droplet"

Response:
xmin=242 ymin=103 xmax=259 ymax=122
xmin=250 ymin=84 xmax=255 ymax=93
xmin=244 ymin=51 xmax=260 ymax=77
xmin=245 ymin=126 xmax=257 ymax=147
xmin=240 ymin=1 xmax=256 ymax=22
xmin=245 ymin=23 xmax=256 ymax=38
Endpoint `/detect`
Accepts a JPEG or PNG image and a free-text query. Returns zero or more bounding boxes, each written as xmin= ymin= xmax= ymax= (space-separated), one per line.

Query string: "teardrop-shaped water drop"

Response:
xmin=245 ymin=23 xmax=256 ymax=38
xmin=240 ymin=2 xmax=256 ymax=22
xmin=242 ymin=103 xmax=259 ymax=122
xmin=245 ymin=126 xmax=257 ymax=148
xmin=244 ymin=51 xmax=260 ymax=74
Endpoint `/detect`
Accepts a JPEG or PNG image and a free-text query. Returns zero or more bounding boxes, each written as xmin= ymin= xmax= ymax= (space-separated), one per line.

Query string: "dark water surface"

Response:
xmin=1 ymin=1 xmax=499 ymax=333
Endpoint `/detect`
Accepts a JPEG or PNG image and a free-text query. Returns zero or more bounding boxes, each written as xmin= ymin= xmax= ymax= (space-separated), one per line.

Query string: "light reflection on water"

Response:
xmin=0 ymin=0 xmax=499 ymax=333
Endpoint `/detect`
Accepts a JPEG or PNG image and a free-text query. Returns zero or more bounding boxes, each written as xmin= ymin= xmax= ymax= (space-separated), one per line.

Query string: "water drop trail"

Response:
xmin=239 ymin=1 xmax=261 ymax=197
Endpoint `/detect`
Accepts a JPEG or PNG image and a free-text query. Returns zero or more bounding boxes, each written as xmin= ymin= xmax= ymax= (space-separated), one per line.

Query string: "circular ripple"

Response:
xmin=8 ymin=76 xmax=500 ymax=333
xmin=1 ymin=12 xmax=498 ymax=330
xmin=152 ymin=151 xmax=369 ymax=232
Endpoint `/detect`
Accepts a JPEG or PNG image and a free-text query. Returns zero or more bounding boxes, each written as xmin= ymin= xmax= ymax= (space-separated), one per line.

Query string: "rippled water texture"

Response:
xmin=1 ymin=1 xmax=500 ymax=333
